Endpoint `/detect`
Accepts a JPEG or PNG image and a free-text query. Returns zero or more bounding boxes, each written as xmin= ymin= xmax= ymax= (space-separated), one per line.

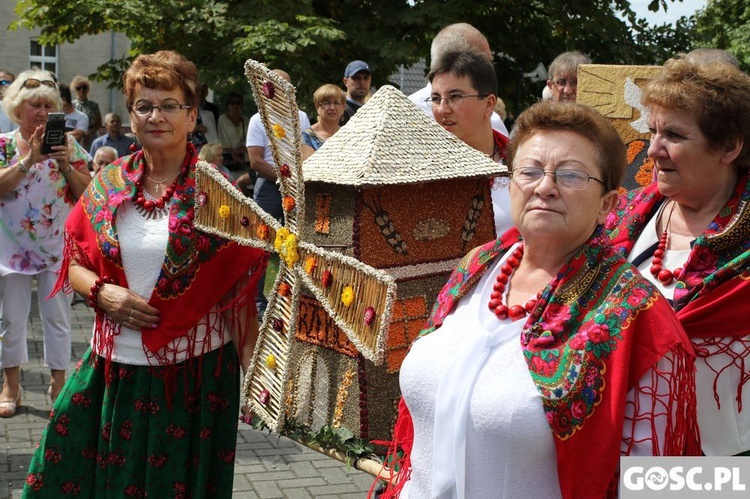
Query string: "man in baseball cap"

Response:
xmin=340 ymin=60 xmax=372 ymax=126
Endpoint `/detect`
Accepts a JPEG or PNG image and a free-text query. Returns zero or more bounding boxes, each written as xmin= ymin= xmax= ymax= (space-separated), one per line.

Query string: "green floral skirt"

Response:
xmin=23 ymin=345 xmax=240 ymax=498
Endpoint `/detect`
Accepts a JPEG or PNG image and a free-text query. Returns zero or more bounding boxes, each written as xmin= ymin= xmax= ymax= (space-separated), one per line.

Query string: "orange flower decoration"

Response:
xmin=304 ymin=256 xmax=316 ymax=275
xmin=278 ymin=282 xmax=291 ymax=297
xmin=256 ymin=223 xmax=269 ymax=240
xmin=282 ymin=196 xmax=296 ymax=212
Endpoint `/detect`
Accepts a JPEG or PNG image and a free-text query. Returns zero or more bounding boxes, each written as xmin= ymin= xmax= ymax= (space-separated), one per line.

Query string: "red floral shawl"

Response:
xmin=378 ymin=227 xmax=699 ymax=499
xmin=605 ymin=174 xmax=750 ymax=337
xmin=55 ymin=144 xmax=267 ymax=366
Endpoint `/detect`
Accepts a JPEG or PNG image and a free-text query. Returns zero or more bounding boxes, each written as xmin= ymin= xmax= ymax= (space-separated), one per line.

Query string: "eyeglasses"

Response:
xmin=75 ymin=86 xmax=89 ymax=91
xmin=552 ymin=78 xmax=577 ymax=89
xmin=425 ymin=93 xmax=485 ymax=108
xmin=0 ymin=80 xmax=12 ymax=86
xmin=511 ymin=167 xmax=605 ymax=190
xmin=130 ymin=102 xmax=191 ymax=116
xmin=22 ymin=78 xmax=57 ymax=89
xmin=317 ymin=101 xmax=343 ymax=108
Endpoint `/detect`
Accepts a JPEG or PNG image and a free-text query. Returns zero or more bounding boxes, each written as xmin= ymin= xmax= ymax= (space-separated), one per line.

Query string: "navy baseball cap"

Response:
xmin=344 ymin=60 xmax=371 ymax=78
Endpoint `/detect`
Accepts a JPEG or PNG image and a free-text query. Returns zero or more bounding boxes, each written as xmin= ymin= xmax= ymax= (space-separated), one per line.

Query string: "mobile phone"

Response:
xmin=41 ymin=112 xmax=66 ymax=154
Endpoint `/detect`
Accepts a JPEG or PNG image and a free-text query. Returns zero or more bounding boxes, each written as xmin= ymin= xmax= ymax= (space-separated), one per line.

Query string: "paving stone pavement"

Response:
xmin=0 ymin=293 xmax=376 ymax=498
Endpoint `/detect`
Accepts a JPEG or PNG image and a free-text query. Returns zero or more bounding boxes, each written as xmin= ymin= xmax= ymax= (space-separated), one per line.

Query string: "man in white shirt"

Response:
xmin=408 ymin=24 xmax=508 ymax=137
xmin=245 ymin=69 xmax=310 ymax=315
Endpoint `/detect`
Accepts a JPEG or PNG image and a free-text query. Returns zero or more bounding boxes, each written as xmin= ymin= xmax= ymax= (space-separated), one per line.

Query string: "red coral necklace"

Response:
xmin=488 ymin=245 xmax=541 ymax=321
xmin=134 ymin=163 xmax=188 ymax=212
xmin=650 ymin=202 xmax=682 ymax=285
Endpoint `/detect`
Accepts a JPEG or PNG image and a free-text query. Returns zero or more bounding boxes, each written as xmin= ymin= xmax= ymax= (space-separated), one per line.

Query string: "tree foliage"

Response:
xmin=11 ymin=0 xmax=695 ymax=112
xmin=693 ymin=0 xmax=750 ymax=72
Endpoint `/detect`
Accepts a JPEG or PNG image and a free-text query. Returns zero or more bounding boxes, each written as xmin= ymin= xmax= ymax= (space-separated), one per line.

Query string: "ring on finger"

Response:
xmin=129 ymin=308 xmax=135 ymax=320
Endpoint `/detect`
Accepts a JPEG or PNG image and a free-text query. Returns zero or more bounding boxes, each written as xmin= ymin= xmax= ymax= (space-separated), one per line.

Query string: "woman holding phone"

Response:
xmin=0 ymin=69 xmax=91 ymax=417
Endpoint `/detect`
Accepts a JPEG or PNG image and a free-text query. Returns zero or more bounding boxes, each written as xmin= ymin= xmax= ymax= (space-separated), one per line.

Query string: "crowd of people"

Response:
xmin=0 ymin=19 xmax=748 ymax=499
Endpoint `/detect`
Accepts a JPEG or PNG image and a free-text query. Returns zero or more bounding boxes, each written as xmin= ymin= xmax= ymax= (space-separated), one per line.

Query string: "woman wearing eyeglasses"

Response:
xmin=428 ymin=50 xmax=512 ymax=237
xmin=0 ymin=69 xmax=92 ymax=418
xmin=606 ymin=56 xmax=750 ymax=458
xmin=376 ymin=102 xmax=699 ymax=499
xmin=301 ymin=83 xmax=346 ymax=161
xmin=23 ymin=51 xmax=267 ymax=497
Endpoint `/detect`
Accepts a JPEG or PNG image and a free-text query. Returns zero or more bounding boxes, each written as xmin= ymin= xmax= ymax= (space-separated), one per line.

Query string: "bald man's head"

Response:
xmin=272 ymin=69 xmax=291 ymax=83
xmin=431 ymin=23 xmax=492 ymax=68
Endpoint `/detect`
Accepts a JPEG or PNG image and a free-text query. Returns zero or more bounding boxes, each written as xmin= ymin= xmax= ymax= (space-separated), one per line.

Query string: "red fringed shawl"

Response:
xmin=377 ymin=227 xmax=699 ymax=499
xmin=55 ymin=144 xmax=268 ymax=370
xmin=606 ymin=175 xmax=750 ymax=408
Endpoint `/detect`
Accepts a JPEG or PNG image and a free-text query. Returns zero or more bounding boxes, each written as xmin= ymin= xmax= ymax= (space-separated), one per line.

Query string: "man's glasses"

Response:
xmin=0 ymin=80 xmax=12 ymax=86
xmin=426 ymin=93 xmax=485 ymax=108
xmin=130 ymin=102 xmax=191 ymax=116
xmin=511 ymin=167 xmax=605 ymax=190
xmin=22 ymin=78 xmax=57 ymax=89
xmin=552 ymin=78 xmax=577 ymax=89
xmin=317 ymin=101 xmax=343 ymax=108
xmin=75 ymin=86 xmax=89 ymax=91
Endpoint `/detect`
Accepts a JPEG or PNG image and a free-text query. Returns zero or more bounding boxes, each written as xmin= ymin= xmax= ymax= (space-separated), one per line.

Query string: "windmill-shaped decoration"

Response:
xmin=193 ymin=61 xmax=397 ymax=432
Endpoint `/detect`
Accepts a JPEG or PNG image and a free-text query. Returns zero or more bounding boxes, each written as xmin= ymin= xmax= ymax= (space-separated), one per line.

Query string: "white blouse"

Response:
xmin=91 ymin=201 xmax=228 ymax=365
xmin=399 ymin=243 xmax=672 ymax=498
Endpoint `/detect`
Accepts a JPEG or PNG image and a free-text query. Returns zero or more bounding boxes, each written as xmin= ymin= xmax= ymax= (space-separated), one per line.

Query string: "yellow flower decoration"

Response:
xmin=272 ymin=124 xmax=286 ymax=139
xmin=218 ymin=205 xmax=230 ymax=218
xmin=274 ymin=228 xmax=299 ymax=268
xmin=304 ymin=256 xmax=316 ymax=275
xmin=265 ymin=354 xmax=277 ymax=370
xmin=341 ymin=285 xmax=354 ymax=307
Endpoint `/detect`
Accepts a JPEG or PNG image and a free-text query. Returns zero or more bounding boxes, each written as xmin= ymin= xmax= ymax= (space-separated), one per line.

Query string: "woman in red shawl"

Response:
xmin=606 ymin=55 xmax=750 ymax=457
xmin=23 ymin=51 xmax=267 ymax=497
xmin=377 ymin=102 xmax=699 ymax=499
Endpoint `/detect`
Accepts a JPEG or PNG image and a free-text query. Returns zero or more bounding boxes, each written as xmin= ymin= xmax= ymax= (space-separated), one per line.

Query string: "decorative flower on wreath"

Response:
xmin=304 ymin=256 xmax=316 ymax=274
xmin=341 ymin=286 xmax=354 ymax=307
xmin=261 ymin=81 xmax=275 ymax=99
xmin=274 ymin=228 xmax=299 ymax=267
xmin=256 ymin=223 xmax=269 ymax=240
xmin=278 ymin=282 xmax=291 ymax=297
xmin=265 ymin=354 xmax=277 ymax=369
xmin=271 ymin=124 xmax=286 ymax=140
xmin=218 ymin=205 xmax=230 ymax=218
xmin=282 ymin=196 xmax=295 ymax=212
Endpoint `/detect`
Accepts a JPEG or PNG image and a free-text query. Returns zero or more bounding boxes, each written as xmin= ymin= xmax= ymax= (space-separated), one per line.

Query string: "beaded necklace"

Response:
xmin=488 ymin=245 xmax=541 ymax=321
xmin=650 ymin=202 xmax=682 ymax=285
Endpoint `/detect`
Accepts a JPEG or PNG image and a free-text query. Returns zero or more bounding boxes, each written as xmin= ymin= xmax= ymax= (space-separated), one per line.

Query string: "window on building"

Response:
xmin=29 ymin=39 xmax=58 ymax=76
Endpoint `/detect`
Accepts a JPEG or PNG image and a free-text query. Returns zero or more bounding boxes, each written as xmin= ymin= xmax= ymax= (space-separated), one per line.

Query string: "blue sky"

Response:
xmin=630 ymin=0 xmax=707 ymax=25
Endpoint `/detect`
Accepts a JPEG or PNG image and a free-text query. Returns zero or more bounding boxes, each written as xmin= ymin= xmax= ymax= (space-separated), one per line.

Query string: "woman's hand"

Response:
xmin=48 ymin=143 xmax=70 ymax=173
xmin=24 ymin=125 xmax=45 ymax=165
xmin=97 ymin=282 xmax=161 ymax=329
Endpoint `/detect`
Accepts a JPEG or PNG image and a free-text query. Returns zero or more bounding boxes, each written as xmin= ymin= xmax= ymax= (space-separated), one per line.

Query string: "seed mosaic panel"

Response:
xmin=357 ymin=178 xmax=495 ymax=269
xmin=576 ymin=64 xmax=661 ymax=191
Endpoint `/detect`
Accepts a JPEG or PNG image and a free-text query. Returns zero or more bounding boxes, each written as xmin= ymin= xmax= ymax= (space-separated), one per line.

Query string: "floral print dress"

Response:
xmin=0 ymin=131 xmax=90 ymax=276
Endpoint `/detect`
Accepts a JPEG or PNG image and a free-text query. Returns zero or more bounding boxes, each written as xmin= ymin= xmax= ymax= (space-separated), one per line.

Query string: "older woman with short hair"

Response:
xmin=378 ymin=102 xmax=699 ymax=499
xmin=24 ymin=51 xmax=267 ymax=497
xmin=0 ymin=70 xmax=91 ymax=417
xmin=301 ymin=83 xmax=346 ymax=160
xmin=607 ymin=55 xmax=750 ymax=457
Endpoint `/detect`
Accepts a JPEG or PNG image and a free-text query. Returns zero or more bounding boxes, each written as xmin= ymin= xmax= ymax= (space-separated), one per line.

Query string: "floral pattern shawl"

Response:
xmin=55 ymin=144 xmax=268 ymax=368
xmin=381 ymin=227 xmax=699 ymax=499
xmin=605 ymin=174 xmax=750 ymax=339
xmin=0 ymin=131 xmax=90 ymax=275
